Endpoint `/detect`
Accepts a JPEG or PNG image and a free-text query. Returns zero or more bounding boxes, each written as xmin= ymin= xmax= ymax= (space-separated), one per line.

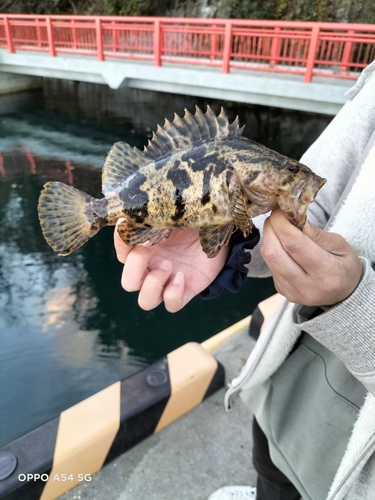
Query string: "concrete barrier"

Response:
xmin=0 ymin=342 xmax=224 ymax=500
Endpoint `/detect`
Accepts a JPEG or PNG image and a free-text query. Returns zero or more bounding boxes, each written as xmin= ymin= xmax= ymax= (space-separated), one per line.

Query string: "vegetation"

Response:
xmin=0 ymin=0 xmax=174 ymax=16
xmin=0 ymin=0 xmax=374 ymax=23
xmin=229 ymin=0 xmax=375 ymax=23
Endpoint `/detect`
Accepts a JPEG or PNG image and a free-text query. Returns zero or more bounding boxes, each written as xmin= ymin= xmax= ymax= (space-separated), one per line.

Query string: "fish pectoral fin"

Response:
xmin=231 ymin=181 xmax=254 ymax=238
xmin=199 ymin=222 xmax=234 ymax=258
xmin=117 ymin=218 xmax=171 ymax=246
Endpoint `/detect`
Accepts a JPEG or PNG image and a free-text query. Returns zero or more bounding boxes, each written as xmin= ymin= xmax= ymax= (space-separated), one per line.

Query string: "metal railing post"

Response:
xmin=341 ymin=29 xmax=354 ymax=72
xmin=66 ymin=160 xmax=74 ymax=185
xmin=154 ymin=19 xmax=161 ymax=66
xmin=304 ymin=24 xmax=320 ymax=82
xmin=270 ymin=26 xmax=281 ymax=66
xmin=36 ymin=18 xmax=42 ymax=49
xmin=112 ymin=20 xmax=118 ymax=53
xmin=3 ymin=16 xmax=15 ymax=53
xmin=46 ymin=17 xmax=56 ymax=56
xmin=222 ymin=20 xmax=232 ymax=73
xmin=26 ymin=151 xmax=36 ymax=175
xmin=96 ymin=17 xmax=104 ymax=61
xmin=210 ymin=23 xmax=218 ymax=61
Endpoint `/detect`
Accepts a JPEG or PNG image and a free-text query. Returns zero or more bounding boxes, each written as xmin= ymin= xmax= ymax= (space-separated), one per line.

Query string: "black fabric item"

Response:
xmin=199 ymin=227 xmax=260 ymax=299
xmin=252 ymin=418 xmax=301 ymax=500
xmin=256 ymin=474 xmax=302 ymax=500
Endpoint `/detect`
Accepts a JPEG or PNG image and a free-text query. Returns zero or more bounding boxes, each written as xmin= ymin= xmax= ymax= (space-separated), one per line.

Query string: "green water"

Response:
xmin=0 ymin=84 xmax=331 ymax=446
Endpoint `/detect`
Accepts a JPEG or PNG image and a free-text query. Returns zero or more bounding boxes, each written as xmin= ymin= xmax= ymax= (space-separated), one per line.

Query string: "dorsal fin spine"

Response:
xmin=144 ymin=105 xmax=244 ymax=161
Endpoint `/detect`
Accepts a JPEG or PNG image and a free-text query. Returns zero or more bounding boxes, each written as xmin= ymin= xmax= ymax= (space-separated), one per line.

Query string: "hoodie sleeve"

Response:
xmin=245 ymin=67 xmax=375 ymax=278
xmin=293 ymin=258 xmax=375 ymax=396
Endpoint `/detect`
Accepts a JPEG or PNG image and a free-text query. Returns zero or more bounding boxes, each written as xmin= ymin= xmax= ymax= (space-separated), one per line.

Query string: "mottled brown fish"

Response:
xmin=38 ymin=106 xmax=326 ymax=258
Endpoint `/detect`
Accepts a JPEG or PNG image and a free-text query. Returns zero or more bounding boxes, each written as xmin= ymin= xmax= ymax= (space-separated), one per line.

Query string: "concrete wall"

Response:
xmin=0 ymin=72 xmax=42 ymax=95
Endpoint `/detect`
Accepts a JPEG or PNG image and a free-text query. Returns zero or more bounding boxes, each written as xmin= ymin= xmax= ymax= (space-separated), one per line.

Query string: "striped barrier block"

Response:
xmin=249 ymin=293 xmax=284 ymax=340
xmin=0 ymin=342 xmax=224 ymax=500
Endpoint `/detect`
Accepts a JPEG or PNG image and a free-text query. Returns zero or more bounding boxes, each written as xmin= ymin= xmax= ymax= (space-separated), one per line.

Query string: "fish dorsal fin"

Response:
xmin=102 ymin=141 xmax=148 ymax=196
xmin=144 ymin=105 xmax=244 ymax=160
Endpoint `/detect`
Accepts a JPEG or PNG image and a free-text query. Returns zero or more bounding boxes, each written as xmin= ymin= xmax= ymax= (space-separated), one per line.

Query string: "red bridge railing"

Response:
xmin=0 ymin=15 xmax=374 ymax=82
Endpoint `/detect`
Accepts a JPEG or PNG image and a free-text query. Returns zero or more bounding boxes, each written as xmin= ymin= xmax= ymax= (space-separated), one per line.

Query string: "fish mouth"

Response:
xmin=279 ymin=174 xmax=326 ymax=229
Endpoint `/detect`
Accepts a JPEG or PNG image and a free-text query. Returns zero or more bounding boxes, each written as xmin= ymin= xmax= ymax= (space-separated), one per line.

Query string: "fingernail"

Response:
xmin=141 ymin=240 xmax=152 ymax=248
xmin=158 ymin=260 xmax=172 ymax=271
xmin=172 ymin=271 xmax=184 ymax=285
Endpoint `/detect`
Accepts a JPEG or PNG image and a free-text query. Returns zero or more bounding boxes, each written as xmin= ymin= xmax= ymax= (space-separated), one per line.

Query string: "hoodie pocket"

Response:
xmin=250 ymin=333 xmax=367 ymax=500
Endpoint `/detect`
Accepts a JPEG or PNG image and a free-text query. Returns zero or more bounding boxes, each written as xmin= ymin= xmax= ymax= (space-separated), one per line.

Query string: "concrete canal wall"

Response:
xmin=0 ymin=71 xmax=42 ymax=94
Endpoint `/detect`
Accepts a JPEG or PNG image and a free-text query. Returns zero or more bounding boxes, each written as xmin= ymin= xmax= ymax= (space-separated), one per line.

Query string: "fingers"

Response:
xmin=262 ymin=209 xmax=363 ymax=307
xmin=302 ymin=219 xmax=347 ymax=255
xmin=265 ymin=210 xmax=328 ymax=274
xmin=163 ymin=272 xmax=189 ymax=313
xmin=138 ymin=261 xmax=174 ymax=310
xmin=137 ymin=266 xmax=189 ymax=313
xmin=120 ymin=245 xmax=190 ymax=312
xmin=121 ymin=245 xmax=153 ymax=292
xmin=261 ymin=213 xmax=306 ymax=279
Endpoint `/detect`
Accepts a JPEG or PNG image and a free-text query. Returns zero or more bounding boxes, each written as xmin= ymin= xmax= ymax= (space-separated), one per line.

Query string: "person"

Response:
xmin=114 ymin=61 xmax=375 ymax=500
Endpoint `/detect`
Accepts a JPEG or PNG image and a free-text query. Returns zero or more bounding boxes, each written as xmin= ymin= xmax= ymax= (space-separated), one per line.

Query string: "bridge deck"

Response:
xmin=0 ymin=49 xmax=353 ymax=115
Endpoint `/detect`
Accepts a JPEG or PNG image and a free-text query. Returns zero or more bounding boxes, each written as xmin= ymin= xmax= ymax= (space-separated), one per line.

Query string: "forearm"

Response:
xmin=293 ymin=258 xmax=375 ymax=395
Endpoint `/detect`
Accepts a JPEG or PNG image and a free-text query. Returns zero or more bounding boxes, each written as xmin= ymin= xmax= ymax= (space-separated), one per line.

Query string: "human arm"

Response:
xmin=295 ymin=259 xmax=375 ymax=395
xmin=246 ymin=67 xmax=375 ymax=278
xmin=262 ymin=208 xmax=375 ymax=395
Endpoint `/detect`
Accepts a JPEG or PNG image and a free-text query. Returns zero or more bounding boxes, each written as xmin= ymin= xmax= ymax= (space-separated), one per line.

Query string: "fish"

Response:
xmin=38 ymin=106 xmax=326 ymax=259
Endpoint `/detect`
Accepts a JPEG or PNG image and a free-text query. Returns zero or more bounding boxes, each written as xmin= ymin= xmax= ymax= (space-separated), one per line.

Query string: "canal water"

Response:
xmin=0 ymin=82 xmax=331 ymax=447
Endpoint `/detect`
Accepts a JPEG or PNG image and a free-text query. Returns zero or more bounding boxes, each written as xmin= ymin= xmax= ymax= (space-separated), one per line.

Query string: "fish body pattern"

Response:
xmin=38 ymin=106 xmax=326 ymax=258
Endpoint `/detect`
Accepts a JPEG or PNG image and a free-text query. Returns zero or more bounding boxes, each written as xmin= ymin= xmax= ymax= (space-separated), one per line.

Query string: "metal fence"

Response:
xmin=0 ymin=15 xmax=374 ymax=82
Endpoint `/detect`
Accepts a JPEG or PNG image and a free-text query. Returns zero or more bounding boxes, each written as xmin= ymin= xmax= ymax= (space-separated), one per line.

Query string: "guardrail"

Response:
xmin=0 ymin=15 xmax=374 ymax=82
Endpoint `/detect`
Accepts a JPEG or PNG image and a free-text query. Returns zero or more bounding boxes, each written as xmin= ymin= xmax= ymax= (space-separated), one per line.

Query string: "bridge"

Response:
xmin=1 ymin=15 xmax=375 ymax=115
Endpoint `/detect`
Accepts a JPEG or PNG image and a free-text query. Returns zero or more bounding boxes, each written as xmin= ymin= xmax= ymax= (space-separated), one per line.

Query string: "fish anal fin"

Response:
xmin=102 ymin=141 xmax=148 ymax=196
xmin=117 ymin=219 xmax=171 ymax=247
xmin=199 ymin=222 xmax=234 ymax=258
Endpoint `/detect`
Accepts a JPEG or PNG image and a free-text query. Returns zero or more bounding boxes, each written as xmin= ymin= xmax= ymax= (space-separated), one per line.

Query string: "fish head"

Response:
xmin=241 ymin=154 xmax=326 ymax=229
xmin=276 ymin=159 xmax=326 ymax=228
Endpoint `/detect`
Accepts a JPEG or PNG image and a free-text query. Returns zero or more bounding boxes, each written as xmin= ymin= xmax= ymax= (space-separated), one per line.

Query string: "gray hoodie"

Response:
xmin=225 ymin=61 xmax=375 ymax=500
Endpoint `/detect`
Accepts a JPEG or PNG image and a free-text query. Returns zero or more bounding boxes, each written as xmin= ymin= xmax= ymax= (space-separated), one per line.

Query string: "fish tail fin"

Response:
xmin=38 ymin=182 xmax=101 ymax=256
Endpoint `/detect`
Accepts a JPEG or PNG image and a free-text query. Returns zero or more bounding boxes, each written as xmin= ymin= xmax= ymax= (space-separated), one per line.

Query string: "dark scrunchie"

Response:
xmin=199 ymin=226 xmax=260 ymax=300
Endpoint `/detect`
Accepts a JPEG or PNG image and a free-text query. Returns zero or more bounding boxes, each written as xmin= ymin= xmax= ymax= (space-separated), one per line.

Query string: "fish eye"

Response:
xmin=286 ymin=162 xmax=298 ymax=172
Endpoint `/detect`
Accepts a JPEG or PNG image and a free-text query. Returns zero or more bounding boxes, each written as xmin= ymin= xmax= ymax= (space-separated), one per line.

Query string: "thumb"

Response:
xmin=302 ymin=220 xmax=331 ymax=246
xmin=302 ymin=220 xmax=344 ymax=253
xmin=302 ymin=220 xmax=325 ymax=241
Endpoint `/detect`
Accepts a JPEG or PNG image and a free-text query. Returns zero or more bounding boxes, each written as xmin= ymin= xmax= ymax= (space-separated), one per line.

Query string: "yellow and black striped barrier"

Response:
xmin=0 ymin=342 xmax=224 ymax=500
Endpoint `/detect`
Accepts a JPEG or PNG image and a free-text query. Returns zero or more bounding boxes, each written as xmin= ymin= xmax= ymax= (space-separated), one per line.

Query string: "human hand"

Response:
xmin=114 ymin=221 xmax=229 ymax=312
xmin=261 ymin=209 xmax=363 ymax=307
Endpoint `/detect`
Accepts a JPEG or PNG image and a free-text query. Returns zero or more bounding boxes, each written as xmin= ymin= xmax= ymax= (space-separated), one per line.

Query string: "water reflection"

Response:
xmin=0 ymin=173 xmax=148 ymax=445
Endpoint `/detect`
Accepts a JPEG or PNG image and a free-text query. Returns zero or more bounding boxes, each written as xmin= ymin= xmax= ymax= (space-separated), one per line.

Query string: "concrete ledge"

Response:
xmin=0 ymin=51 xmax=353 ymax=115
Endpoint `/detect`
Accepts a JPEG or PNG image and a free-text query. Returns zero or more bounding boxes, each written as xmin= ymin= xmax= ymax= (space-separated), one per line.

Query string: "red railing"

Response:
xmin=0 ymin=15 xmax=374 ymax=82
